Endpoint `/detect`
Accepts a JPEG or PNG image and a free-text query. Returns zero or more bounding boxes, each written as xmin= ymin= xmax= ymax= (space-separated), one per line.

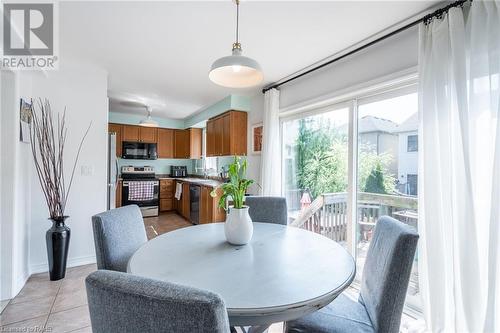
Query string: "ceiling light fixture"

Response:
xmin=209 ymin=0 xmax=263 ymax=88
xmin=139 ymin=106 xmax=159 ymax=127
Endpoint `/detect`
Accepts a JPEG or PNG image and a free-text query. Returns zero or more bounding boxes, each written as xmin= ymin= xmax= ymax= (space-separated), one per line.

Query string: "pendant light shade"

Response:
xmin=209 ymin=0 xmax=263 ymax=88
xmin=210 ymin=48 xmax=263 ymax=88
xmin=139 ymin=106 xmax=159 ymax=127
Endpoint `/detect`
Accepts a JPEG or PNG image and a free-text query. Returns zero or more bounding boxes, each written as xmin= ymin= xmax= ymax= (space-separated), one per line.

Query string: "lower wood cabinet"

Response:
xmin=159 ymin=179 xmax=174 ymax=212
xmin=200 ymin=186 xmax=225 ymax=224
xmin=181 ymin=182 xmax=190 ymax=220
xmin=116 ymin=180 xmax=122 ymax=208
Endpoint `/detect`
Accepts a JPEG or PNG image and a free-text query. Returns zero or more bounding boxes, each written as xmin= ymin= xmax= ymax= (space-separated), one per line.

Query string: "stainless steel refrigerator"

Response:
xmin=107 ymin=133 xmax=118 ymax=210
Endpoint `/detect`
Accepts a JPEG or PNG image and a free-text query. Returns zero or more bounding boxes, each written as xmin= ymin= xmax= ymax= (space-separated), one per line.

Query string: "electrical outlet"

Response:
xmin=81 ymin=165 xmax=94 ymax=176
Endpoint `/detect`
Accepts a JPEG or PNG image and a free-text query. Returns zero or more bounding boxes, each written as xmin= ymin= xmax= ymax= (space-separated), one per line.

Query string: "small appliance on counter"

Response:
xmin=121 ymin=166 xmax=159 ymax=217
xmin=170 ymin=165 xmax=187 ymax=178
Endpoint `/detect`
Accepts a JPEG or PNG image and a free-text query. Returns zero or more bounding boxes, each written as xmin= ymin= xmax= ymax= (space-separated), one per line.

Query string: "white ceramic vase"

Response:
xmin=224 ymin=206 xmax=253 ymax=245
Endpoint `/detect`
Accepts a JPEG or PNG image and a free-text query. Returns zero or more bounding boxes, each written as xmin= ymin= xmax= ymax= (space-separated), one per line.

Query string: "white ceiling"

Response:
xmin=60 ymin=1 xmax=439 ymax=119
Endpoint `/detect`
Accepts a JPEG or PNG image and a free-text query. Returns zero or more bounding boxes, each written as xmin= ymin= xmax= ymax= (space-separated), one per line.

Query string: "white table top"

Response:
xmin=128 ymin=222 xmax=355 ymax=326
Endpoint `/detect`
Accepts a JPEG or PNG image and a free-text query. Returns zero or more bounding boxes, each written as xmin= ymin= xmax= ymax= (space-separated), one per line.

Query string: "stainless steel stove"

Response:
xmin=121 ymin=166 xmax=159 ymax=217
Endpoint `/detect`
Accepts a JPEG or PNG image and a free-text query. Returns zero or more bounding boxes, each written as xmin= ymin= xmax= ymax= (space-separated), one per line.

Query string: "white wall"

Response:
xmin=1 ymin=71 xmax=33 ymax=300
xmin=0 ymin=60 xmax=108 ymax=300
xmin=246 ymin=92 xmax=264 ymax=194
xmin=28 ymin=61 xmax=108 ymax=273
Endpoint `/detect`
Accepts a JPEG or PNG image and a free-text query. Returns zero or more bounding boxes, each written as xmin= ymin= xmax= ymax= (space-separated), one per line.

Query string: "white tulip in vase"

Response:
xmin=211 ymin=156 xmax=255 ymax=245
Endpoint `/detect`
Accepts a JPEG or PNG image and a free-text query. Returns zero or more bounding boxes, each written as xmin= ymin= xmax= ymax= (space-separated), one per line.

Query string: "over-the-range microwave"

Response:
xmin=122 ymin=141 xmax=157 ymax=160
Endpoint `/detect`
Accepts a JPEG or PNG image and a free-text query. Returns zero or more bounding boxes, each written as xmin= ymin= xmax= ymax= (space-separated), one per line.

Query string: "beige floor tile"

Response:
xmin=70 ymin=326 xmax=92 ymax=333
xmin=10 ymin=279 xmax=61 ymax=304
xmin=52 ymin=288 xmax=88 ymax=313
xmin=0 ymin=296 xmax=54 ymax=325
xmin=46 ymin=305 xmax=90 ymax=333
xmin=59 ymin=276 xmax=87 ymax=295
xmin=0 ymin=314 xmax=47 ymax=332
xmin=0 ymin=300 xmax=9 ymax=314
xmin=65 ymin=264 xmax=97 ymax=280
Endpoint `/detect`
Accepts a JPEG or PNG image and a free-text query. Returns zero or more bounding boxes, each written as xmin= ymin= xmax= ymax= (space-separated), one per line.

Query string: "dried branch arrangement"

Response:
xmin=29 ymin=99 xmax=91 ymax=219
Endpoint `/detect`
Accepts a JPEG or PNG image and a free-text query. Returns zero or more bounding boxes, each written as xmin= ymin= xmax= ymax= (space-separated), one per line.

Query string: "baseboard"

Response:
xmin=29 ymin=255 xmax=96 ymax=275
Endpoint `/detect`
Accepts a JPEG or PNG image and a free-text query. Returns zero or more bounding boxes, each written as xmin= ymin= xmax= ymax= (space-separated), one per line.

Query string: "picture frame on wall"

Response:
xmin=251 ymin=123 xmax=263 ymax=155
xmin=19 ymin=98 xmax=32 ymax=143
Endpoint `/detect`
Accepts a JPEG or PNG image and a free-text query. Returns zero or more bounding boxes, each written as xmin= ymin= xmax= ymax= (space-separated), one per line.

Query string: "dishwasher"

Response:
xmin=189 ymin=184 xmax=200 ymax=225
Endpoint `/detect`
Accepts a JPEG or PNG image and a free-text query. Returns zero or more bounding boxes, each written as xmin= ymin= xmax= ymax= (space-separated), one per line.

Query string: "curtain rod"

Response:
xmin=262 ymin=0 xmax=469 ymax=94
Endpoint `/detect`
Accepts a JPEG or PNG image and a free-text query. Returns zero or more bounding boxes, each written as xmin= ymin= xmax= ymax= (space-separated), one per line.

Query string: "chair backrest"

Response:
xmin=91 ymin=205 xmax=147 ymax=272
xmin=86 ymin=270 xmax=230 ymax=333
xmin=245 ymin=196 xmax=288 ymax=225
xmin=359 ymin=215 xmax=419 ymax=333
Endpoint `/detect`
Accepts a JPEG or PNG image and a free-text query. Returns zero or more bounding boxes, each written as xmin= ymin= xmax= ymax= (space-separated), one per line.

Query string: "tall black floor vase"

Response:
xmin=46 ymin=216 xmax=71 ymax=281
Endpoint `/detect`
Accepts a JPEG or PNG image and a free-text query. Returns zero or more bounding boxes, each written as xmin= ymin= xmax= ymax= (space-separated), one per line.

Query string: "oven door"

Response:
xmin=122 ymin=180 xmax=159 ymax=217
xmin=122 ymin=142 xmax=158 ymax=160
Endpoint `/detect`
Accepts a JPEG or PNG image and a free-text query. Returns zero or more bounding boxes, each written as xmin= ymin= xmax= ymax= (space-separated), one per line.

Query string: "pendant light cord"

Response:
xmin=235 ymin=0 xmax=240 ymax=44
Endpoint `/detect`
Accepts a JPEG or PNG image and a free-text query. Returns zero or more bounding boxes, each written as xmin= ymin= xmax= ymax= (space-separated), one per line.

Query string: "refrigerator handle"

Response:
xmin=115 ymin=159 xmax=119 ymax=184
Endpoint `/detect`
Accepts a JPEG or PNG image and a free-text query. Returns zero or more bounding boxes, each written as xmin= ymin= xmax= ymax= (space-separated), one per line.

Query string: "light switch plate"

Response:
xmin=81 ymin=165 xmax=94 ymax=176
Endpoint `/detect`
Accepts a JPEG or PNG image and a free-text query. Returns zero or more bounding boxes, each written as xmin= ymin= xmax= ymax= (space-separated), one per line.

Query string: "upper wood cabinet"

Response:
xmin=122 ymin=124 xmax=157 ymax=143
xmin=109 ymin=123 xmax=201 ymax=160
xmin=206 ymin=110 xmax=248 ymax=157
xmin=140 ymin=127 xmax=158 ymax=143
xmin=189 ymin=128 xmax=202 ymax=159
xmin=174 ymin=128 xmax=202 ymax=159
xmin=157 ymin=128 xmax=174 ymax=158
xmin=108 ymin=123 xmax=122 ymax=157
xmin=174 ymin=129 xmax=190 ymax=159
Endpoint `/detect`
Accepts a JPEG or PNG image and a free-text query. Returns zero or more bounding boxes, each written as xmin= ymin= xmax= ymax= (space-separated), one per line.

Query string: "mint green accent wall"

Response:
xmin=109 ymin=112 xmax=185 ymax=129
xmin=184 ymin=94 xmax=251 ymax=128
xmin=118 ymin=158 xmax=193 ymax=175
xmin=110 ymin=95 xmax=251 ymax=129
xmin=184 ymin=96 xmax=232 ymax=128
xmin=230 ymin=94 xmax=251 ymax=112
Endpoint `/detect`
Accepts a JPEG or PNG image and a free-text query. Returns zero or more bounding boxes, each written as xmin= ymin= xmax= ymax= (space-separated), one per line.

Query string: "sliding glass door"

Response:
xmin=280 ymin=83 xmax=421 ymax=312
xmin=356 ymin=90 xmax=420 ymax=311
xmin=282 ymin=105 xmax=351 ymax=249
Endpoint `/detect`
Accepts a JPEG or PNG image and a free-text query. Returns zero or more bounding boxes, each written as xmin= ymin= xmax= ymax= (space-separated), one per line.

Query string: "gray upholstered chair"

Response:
xmin=86 ymin=270 xmax=230 ymax=333
xmin=91 ymin=205 xmax=147 ymax=272
xmin=244 ymin=196 xmax=288 ymax=225
xmin=285 ymin=215 xmax=419 ymax=333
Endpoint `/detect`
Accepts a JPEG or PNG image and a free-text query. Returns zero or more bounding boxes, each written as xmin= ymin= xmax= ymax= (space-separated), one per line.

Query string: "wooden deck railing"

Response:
xmin=291 ymin=192 xmax=418 ymax=242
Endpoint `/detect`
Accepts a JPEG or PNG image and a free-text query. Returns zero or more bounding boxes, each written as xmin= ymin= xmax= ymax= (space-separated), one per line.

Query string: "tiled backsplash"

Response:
xmin=118 ymin=158 xmax=193 ymax=175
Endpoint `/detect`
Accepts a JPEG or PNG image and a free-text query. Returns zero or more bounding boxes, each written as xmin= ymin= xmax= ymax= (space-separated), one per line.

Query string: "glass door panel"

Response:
xmin=355 ymin=91 xmax=421 ymax=310
xmin=282 ymin=106 xmax=350 ymax=248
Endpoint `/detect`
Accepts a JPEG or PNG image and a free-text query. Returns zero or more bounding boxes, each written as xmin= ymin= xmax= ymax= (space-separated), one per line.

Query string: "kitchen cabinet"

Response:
xmin=206 ymin=110 xmax=248 ymax=157
xmin=174 ymin=128 xmax=202 ymax=159
xmin=108 ymin=123 xmax=123 ymax=157
xmin=206 ymin=120 xmax=215 ymax=156
xmin=122 ymin=124 xmax=157 ymax=143
xmin=116 ymin=180 xmax=122 ymax=208
xmin=157 ymin=128 xmax=174 ymax=158
xmin=159 ymin=179 xmax=174 ymax=212
xmin=200 ymin=186 xmax=226 ymax=224
xmin=174 ymin=130 xmax=190 ymax=158
xmin=181 ymin=182 xmax=190 ymax=220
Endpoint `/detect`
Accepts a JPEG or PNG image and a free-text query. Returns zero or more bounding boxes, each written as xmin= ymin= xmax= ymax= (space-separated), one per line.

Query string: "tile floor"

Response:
xmin=0 ymin=213 xmax=283 ymax=332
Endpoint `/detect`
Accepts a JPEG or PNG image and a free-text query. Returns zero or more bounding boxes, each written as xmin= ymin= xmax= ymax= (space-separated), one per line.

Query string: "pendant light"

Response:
xmin=139 ymin=106 xmax=159 ymax=127
xmin=209 ymin=0 xmax=263 ymax=88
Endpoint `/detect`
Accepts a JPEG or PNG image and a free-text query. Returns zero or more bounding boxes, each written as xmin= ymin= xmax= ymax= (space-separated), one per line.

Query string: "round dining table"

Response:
xmin=128 ymin=222 xmax=355 ymax=333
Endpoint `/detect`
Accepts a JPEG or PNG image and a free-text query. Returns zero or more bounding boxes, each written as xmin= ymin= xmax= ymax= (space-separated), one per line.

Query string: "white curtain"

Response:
xmin=260 ymin=88 xmax=281 ymax=196
xmin=419 ymin=1 xmax=500 ymax=332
